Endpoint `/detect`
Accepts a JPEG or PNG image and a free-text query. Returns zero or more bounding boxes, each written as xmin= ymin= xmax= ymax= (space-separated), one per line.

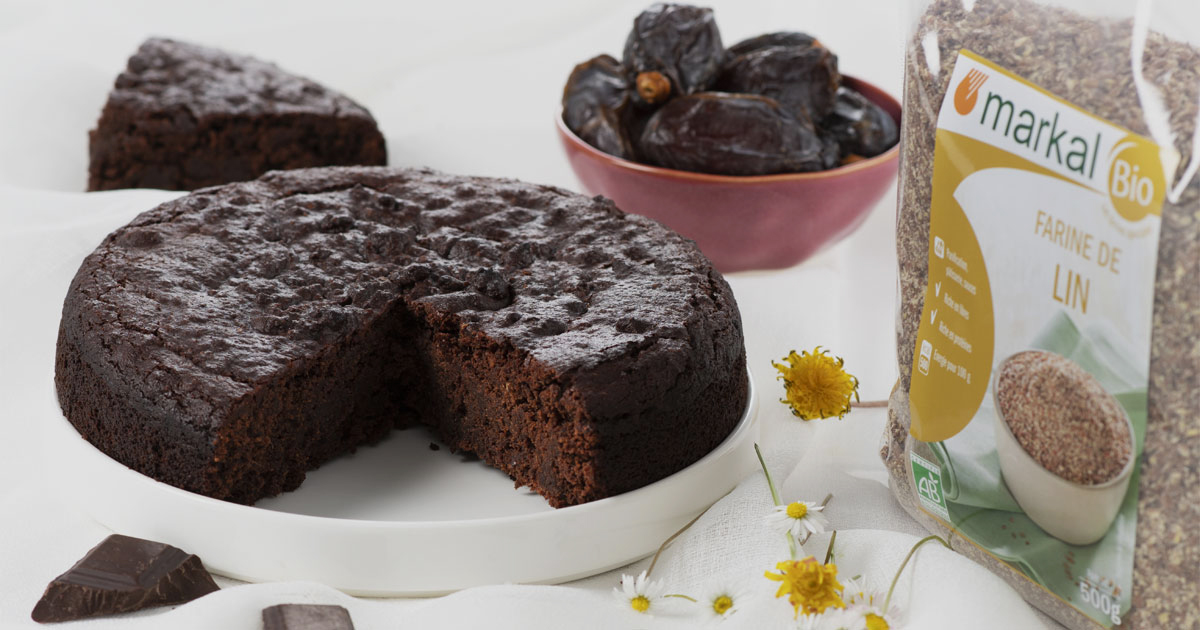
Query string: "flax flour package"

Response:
xmin=883 ymin=0 xmax=1199 ymax=628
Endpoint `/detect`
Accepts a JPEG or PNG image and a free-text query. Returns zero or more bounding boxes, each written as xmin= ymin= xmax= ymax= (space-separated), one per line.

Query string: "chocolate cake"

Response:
xmin=87 ymin=38 xmax=387 ymax=192
xmin=55 ymin=167 xmax=748 ymax=507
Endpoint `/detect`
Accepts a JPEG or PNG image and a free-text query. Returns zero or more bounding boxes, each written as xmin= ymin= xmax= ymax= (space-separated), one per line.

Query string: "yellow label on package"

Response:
xmin=908 ymin=49 xmax=1170 ymax=442
xmin=907 ymin=50 xmax=1173 ymax=629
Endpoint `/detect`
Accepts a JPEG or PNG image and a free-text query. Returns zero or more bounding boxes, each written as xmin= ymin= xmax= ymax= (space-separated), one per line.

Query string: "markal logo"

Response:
xmin=958 ymin=61 xmax=1165 ymax=221
xmin=954 ymin=67 xmax=988 ymax=115
xmin=973 ymin=85 xmax=1102 ymax=180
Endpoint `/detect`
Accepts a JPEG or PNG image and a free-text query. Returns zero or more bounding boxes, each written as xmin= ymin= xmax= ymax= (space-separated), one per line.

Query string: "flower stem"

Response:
xmin=755 ymin=443 xmax=782 ymax=506
xmin=754 ymin=443 xmax=796 ymax=559
xmin=664 ymin=593 xmax=698 ymax=602
xmin=823 ymin=529 xmax=838 ymax=564
xmin=883 ymin=534 xmax=951 ymax=611
xmin=646 ymin=506 xmax=711 ymax=578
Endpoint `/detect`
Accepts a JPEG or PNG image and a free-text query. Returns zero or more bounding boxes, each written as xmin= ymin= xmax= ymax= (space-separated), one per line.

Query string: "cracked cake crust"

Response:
xmin=56 ymin=166 xmax=748 ymax=507
xmin=87 ymin=38 xmax=387 ymax=192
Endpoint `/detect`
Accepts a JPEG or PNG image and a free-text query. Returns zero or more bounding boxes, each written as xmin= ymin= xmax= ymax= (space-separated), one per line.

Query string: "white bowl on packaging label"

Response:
xmin=991 ymin=352 xmax=1135 ymax=546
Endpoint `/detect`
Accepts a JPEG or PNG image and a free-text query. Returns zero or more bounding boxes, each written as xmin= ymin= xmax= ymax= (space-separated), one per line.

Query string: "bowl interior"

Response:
xmin=557 ymin=75 xmax=901 ymax=183
xmin=991 ymin=351 xmax=1136 ymax=489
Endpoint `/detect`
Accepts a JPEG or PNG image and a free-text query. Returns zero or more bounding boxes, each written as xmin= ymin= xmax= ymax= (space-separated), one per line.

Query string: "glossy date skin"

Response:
xmin=562 ymin=54 xmax=637 ymax=160
xmin=638 ymin=93 xmax=829 ymax=176
xmin=727 ymin=31 xmax=820 ymax=56
xmin=716 ymin=39 xmax=840 ymax=122
xmin=563 ymin=11 xmax=897 ymax=172
xmin=623 ymin=3 xmax=724 ymax=106
xmin=823 ymin=86 xmax=898 ymax=158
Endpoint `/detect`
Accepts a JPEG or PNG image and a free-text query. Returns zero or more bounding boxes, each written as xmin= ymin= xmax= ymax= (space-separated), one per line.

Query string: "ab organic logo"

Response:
xmin=917 ymin=472 xmax=941 ymax=504
xmin=910 ymin=453 xmax=949 ymax=519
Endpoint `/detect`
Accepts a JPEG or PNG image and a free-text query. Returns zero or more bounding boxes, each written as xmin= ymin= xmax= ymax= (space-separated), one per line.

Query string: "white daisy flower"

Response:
xmin=698 ymin=578 xmax=753 ymax=621
xmin=796 ymin=609 xmax=847 ymax=630
xmin=613 ymin=570 xmax=667 ymax=615
xmin=840 ymin=576 xmax=878 ymax=607
xmin=840 ymin=602 xmax=904 ymax=630
xmin=766 ymin=500 xmax=829 ymax=540
xmin=837 ymin=576 xmax=901 ymax=629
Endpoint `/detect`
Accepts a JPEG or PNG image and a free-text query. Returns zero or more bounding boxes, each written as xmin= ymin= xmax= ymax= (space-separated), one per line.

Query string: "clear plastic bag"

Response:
xmin=884 ymin=0 xmax=1199 ymax=628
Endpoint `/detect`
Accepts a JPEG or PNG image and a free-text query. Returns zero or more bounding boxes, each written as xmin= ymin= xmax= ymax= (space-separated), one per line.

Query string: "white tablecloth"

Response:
xmin=0 ymin=1 xmax=1058 ymax=628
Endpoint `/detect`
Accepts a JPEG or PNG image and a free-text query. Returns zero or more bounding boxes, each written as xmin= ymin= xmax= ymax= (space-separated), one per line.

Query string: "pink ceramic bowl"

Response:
xmin=557 ymin=76 xmax=900 ymax=273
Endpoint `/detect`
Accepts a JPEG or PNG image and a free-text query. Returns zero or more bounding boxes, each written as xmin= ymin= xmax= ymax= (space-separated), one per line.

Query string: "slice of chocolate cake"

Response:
xmin=87 ymin=38 xmax=387 ymax=192
xmin=55 ymin=167 xmax=748 ymax=507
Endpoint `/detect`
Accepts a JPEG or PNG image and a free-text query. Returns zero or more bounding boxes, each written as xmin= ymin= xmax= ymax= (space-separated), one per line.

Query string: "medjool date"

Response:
xmin=623 ymin=3 xmax=725 ymax=107
xmin=562 ymin=54 xmax=637 ymax=160
xmin=716 ymin=43 xmax=840 ymax=121
xmin=727 ymin=31 xmax=820 ymax=56
xmin=638 ymin=93 xmax=827 ymax=175
xmin=563 ymin=4 xmax=894 ymax=174
xmin=817 ymin=129 xmax=843 ymax=170
xmin=824 ymin=86 xmax=898 ymax=158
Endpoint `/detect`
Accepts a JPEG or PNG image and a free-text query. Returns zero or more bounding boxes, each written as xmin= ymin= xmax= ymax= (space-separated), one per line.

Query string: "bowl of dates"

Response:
xmin=557 ymin=3 xmax=899 ymax=272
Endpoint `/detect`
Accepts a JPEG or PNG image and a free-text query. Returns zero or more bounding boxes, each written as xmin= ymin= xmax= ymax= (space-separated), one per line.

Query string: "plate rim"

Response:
xmin=47 ymin=369 xmax=759 ymax=529
xmin=46 ymin=368 xmax=760 ymax=593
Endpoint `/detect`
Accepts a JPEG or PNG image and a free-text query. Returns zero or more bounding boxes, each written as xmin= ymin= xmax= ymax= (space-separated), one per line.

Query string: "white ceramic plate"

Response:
xmin=42 ymin=373 xmax=758 ymax=596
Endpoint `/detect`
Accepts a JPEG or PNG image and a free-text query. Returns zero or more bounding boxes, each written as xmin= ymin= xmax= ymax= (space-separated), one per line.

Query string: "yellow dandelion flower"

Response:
xmin=764 ymin=556 xmax=846 ymax=617
xmin=773 ymin=347 xmax=860 ymax=420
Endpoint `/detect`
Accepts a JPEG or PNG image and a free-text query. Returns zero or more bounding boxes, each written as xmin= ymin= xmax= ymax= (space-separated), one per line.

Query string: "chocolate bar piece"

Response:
xmin=262 ymin=604 xmax=355 ymax=630
xmin=31 ymin=534 xmax=219 ymax=623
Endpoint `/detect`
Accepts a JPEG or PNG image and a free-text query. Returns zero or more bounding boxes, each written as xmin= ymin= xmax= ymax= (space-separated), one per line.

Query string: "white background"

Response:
xmin=0 ymin=1 xmax=1060 ymax=628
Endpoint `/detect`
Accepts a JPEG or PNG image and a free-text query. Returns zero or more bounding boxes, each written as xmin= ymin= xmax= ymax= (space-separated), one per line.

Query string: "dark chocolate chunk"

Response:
xmin=263 ymin=604 xmax=355 ymax=630
xmin=31 ymin=534 xmax=219 ymax=623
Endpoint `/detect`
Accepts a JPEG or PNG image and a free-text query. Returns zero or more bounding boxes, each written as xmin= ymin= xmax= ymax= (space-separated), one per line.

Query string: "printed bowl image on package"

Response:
xmin=991 ymin=350 xmax=1135 ymax=545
